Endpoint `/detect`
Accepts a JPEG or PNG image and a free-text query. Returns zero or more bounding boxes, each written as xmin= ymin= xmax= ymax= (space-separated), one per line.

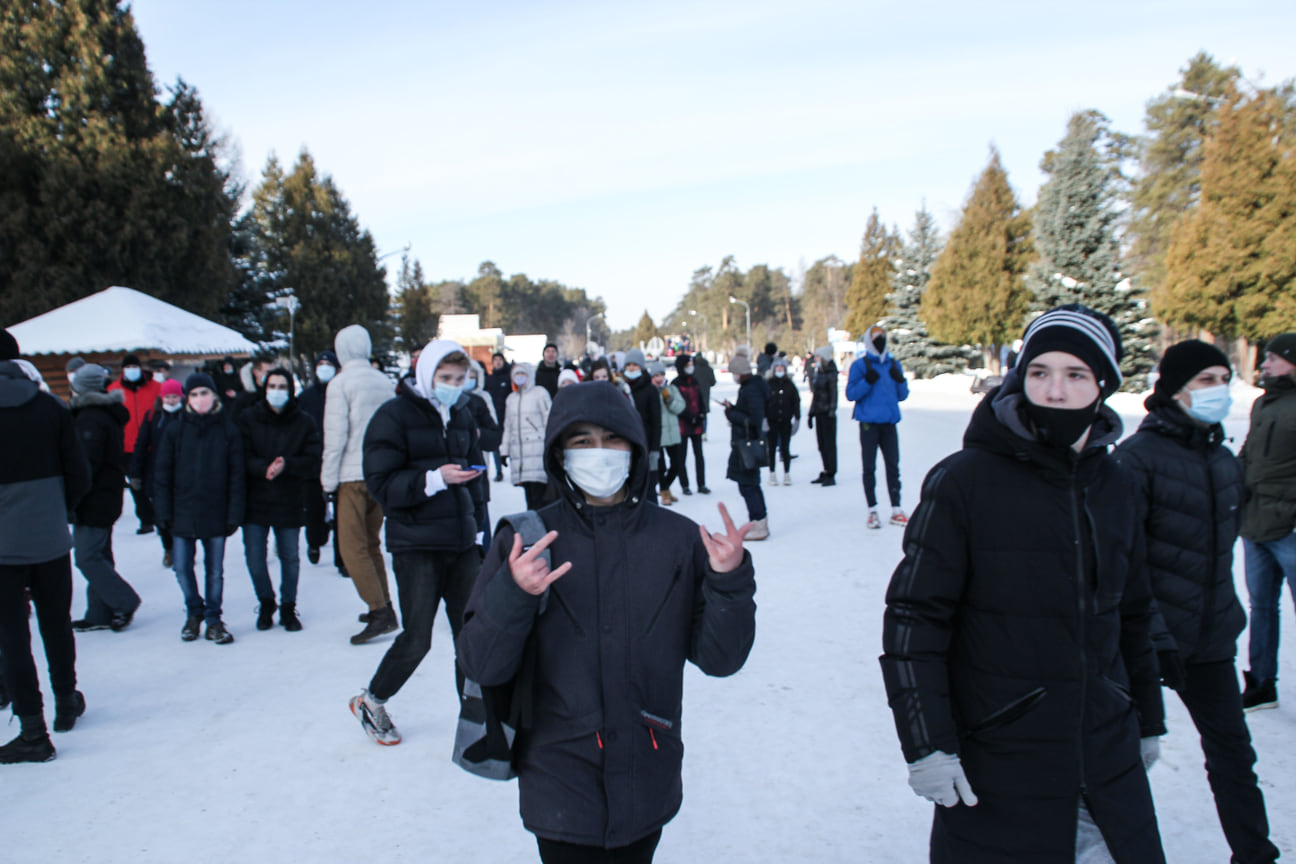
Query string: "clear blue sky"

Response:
xmin=132 ymin=0 xmax=1296 ymax=330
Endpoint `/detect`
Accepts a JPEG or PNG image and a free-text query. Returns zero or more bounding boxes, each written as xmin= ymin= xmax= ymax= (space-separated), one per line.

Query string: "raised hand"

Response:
xmin=508 ymin=529 xmax=572 ymax=595
xmin=698 ymin=502 xmax=752 ymax=574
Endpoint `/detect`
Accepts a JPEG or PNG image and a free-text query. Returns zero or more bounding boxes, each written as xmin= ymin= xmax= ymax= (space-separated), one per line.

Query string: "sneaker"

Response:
xmin=256 ymin=600 xmax=277 ymax=631
xmin=890 ymin=510 xmax=908 ymax=527
xmin=109 ymin=606 xmax=137 ymax=632
xmin=0 ymin=732 xmax=55 ymax=764
xmin=350 ymin=604 xmax=398 ymax=645
xmin=782 ymin=473 xmax=792 ymax=486
xmin=1242 ymin=671 xmax=1278 ymax=712
xmin=681 ymin=487 xmax=693 ymax=496
xmin=280 ymin=603 xmax=302 ymax=632
xmin=349 ymin=690 xmax=401 ymax=745
xmin=135 ymin=523 xmax=154 ymax=535
xmin=820 ymin=477 xmax=836 ymax=487
xmin=180 ymin=615 xmax=202 ymax=642
xmin=746 ymin=518 xmax=770 ymax=541
xmin=767 ymin=473 xmax=779 ymax=486
xmin=307 ymin=546 xmax=320 ymax=565
xmin=810 ymin=474 xmax=826 ymax=484
xmin=71 ymin=619 xmax=111 ymax=632
xmin=867 ymin=511 xmax=882 ymax=530
xmin=205 ymin=620 xmax=235 ymax=645
xmin=698 ymin=486 xmax=711 ymax=495
xmin=162 ymin=551 xmax=172 ymax=568
xmin=53 ymin=691 xmax=86 ymax=733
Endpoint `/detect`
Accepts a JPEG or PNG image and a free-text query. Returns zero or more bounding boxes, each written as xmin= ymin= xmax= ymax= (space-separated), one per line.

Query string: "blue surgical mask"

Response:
xmin=774 ymin=368 xmax=786 ymax=378
xmin=1185 ymin=384 xmax=1231 ymax=424
xmin=624 ymin=369 xmax=642 ymax=380
xmin=464 ymin=377 xmax=478 ymax=391
xmin=434 ymin=382 xmax=463 ymax=406
xmin=266 ymin=389 xmax=290 ymax=409
xmin=316 ymin=365 xmax=336 ymax=383
xmin=123 ymin=367 xmax=141 ymax=382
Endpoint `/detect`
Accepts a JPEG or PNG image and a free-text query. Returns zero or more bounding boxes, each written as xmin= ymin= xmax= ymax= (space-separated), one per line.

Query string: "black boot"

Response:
xmin=1242 ymin=670 xmax=1278 ymax=711
xmin=181 ymin=615 xmax=202 ymax=642
xmin=350 ymin=604 xmax=398 ymax=645
xmin=53 ymin=690 xmax=86 ymax=733
xmin=820 ymin=476 xmax=836 ymax=486
xmin=280 ymin=603 xmax=302 ymax=632
xmin=256 ymin=599 xmax=277 ymax=631
xmin=307 ymin=545 xmax=320 ymax=564
xmin=0 ymin=715 xmax=55 ymax=763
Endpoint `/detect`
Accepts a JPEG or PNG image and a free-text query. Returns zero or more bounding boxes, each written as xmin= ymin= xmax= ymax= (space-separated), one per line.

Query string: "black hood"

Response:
xmin=543 ymin=381 xmax=650 ymax=505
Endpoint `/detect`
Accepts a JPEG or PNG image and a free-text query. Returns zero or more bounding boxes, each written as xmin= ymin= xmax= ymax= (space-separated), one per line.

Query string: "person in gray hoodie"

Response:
xmin=321 ymin=325 xmax=398 ymax=644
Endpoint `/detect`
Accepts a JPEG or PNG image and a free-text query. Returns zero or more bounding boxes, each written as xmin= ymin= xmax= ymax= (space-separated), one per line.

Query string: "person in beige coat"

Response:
xmin=500 ymin=362 xmax=551 ymax=509
xmin=320 ymin=325 xmax=398 ymax=644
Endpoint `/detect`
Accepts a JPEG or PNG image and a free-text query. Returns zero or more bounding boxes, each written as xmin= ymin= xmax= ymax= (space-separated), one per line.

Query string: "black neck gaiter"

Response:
xmin=1022 ymin=398 xmax=1100 ymax=451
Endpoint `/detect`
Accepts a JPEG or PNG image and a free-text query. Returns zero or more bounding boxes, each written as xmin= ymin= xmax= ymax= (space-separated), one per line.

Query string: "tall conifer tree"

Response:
xmin=844 ymin=209 xmax=897 ymax=336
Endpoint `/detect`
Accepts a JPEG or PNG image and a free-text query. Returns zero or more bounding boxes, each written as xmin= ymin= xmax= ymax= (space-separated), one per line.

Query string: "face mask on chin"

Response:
xmin=563 ymin=448 xmax=631 ymax=500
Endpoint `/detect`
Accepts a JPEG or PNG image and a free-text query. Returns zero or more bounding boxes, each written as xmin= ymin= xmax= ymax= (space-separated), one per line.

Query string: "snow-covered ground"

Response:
xmin=4 ymin=376 xmax=1292 ymax=863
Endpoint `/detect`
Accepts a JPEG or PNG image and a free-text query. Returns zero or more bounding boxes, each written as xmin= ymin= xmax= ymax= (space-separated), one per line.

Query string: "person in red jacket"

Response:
xmin=107 ymin=353 xmax=161 ymax=534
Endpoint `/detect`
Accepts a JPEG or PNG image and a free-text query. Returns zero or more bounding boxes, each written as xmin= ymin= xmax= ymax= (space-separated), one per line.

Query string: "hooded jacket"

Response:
xmin=765 ymin=369 xmax=800 ymax=426
xmin=1238 ymin=374 xmax=1296 ymax=542
xmin=501 ymin=364 xmax=551 ymax=486
xmin=0 ymin=361 xmax=90 ymax=564
xmin=321 ymin=325 xmax=395 ymax=492
xmin=1113 ymin=399 xmax=1247 ymax=664
xmin=484 ymin=357 xmax=514 ymax=423
xmin=846 ymin=326 xmax=908 ymax=424
xmin=458 ymin=381 xmax=757 ymax=848
xmin=154 ymin=400 xmax=246 ymax=538
xmin=466 ymin=357 xmax=503 ymax=458
xmin=364 ymin=341 xmax=489 ymax=553
xmin=626 ymin=369 xmax=662 ymax=458
xmin=879 ymin=372 xmax=1165 ymax=864
xmin=809 ymin=353 xmax=839 ymax=419
xmin=237 ymin=372 xmax=323 ymax=528
xmin=107 ymin=372 xmax=161 ymax=453
xmin=130 ymin=402 xmax=183 ymax=500
xmin=69 ymin=390 xmax=130 ymax=527
xmin=297 ymin=350 xmax=339 ymax=433
xmin=724 ymin=374 xmax=766 ymax=485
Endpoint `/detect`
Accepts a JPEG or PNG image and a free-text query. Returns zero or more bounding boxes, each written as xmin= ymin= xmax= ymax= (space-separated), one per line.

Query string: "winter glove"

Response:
xmin=501 ymin=455 xmax=509 ymax=467
xmin=1140 ymin=737 xmax=1160 ymax=771
xmin=128 ymin=477 xmax=143 ymax=491
xmin=791 ymin=417 xmax=800 ymax=436
xmin=1157 ymin=648 xmax=1187 ymax=692
xmin=889 ymin=365 xmax=905 ymax=383
xmin=864 ymin=366 xmax=880 ymax=384
xmin=907 ymin=751 xmax=978 ymax=808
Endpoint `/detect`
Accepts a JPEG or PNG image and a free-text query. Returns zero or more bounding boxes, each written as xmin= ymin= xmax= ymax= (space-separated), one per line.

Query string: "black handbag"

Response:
xmin=735 ymin=436 xmax=766 ymax=470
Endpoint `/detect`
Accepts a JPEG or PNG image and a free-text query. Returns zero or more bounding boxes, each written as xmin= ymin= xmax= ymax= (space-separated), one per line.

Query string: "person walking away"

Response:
xmin=130 ymin=379 xmax=185 ymax=567
xmin=722 ymin=353 xmax=769 ymax=540
xmin=846 ymin=325 xmax=909 ymax=529
xmin=349 ymin=341 xmax=488 ymax=745
xmin=757 ymin=341 xmax=777 ymax=378
xmin=534 ymin=343 xmax=562 ymax=398
xmin=808 ymin=347 xmax=839 ymax=486
xmin=297 ymin=351 xmax=341 ymax=570
xmin=501 ymin=363 xmax=552 ymax=510
xmin=67 ymin=364 xmax=141 ymax=632
xmin=880 ymin=304 xmax=1166 ymax=863
xmin=484 ymin=352 xmax=513 ymax=481
xmin=238 ymin=368 xmax=322 ymax=632
xmin=672 ymin=354 xmax=709 ymax=495
xmin=0 ymin=332 xmax=92 ymax=762
xmin=622 ymin=349 xmax=662 ymax=504
xmin=458 ymin=381 xmax=757 ymax=862
xmin=692 ymin=354 xmax=717 ymax=440
xmin=107 ymin=353 xmax=161 ymax=534
xmin=461 ymin=357 xmax=502 ymax=544
xmin=765 ymin=356 xmax=800 ymax=486
xmin=153 ymin=373 xmax=246 ymax=645
xmin=321 ymin=325 xmax=398 ymax=644
xmin=1114 ymin=340 xmax=1279 ymax=863
xmin=1237 ymin=332 xmax=1296 ymax=711
xmin=653 ymin=361 xmax=685 ymax=505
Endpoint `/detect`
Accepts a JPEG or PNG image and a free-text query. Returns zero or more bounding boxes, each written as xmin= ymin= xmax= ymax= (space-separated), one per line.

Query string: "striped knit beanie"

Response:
xmin=1018 ymin=304 xmax=1123 ymax=396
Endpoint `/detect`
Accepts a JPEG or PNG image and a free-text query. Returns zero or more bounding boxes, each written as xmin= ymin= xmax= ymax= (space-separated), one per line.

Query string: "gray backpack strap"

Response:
xmin=499 ymin=510 xmax=550 ymax=614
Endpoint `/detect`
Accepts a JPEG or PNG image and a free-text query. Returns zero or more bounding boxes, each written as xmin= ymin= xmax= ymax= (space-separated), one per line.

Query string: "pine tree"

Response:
xmin=465 ymin=261 xmax=505 ymax=329
xmin=882 ymin=204 xmax=974 ymax=377
xmin=633 ymin=310 xmax=658 ymax=349
xmin=844 ymin=209 xmax=897 ymax=337
xmin=924 ymin=147 xmax=1034 ymax=367
xmin=1030 ymin=110 xmax=1156 ymax=386
xmin=395 ymin=255 xmax=436 ymax=353
xmin=798 ymin=256 xmax=852 ymax=346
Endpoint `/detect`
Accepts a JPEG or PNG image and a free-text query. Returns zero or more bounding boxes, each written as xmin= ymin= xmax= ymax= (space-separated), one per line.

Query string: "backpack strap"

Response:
xmin=498 ymin=510 xmax=550 ymax=615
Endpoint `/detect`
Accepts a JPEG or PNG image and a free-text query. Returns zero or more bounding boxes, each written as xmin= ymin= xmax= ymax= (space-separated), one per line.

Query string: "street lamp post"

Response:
xmin=275 ymin=294 xmax=300 ymax=373
xmin=728 ymin=296 xmax=750 ymax=351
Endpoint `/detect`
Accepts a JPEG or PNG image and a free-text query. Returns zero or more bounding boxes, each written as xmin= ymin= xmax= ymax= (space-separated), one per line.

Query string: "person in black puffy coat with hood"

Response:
xmin=1113 ymin=340 xmax=1279 ymax=863
xmin=153 ymin=373 xmax=246 ymax=645
xmin=880 ymin=305 xmax=1166 ymax=864
xmin=238 ymin=368 xmax=322 ymax=633
xmin=298 ymin=350 xmax=342 ymax=571
xmin=458 ymin=380 xmax=756 ymax=862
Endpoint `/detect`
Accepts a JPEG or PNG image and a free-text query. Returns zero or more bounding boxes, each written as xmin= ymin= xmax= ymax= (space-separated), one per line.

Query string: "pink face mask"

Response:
xmin=188 ymin=392 xmax=216 ymax=414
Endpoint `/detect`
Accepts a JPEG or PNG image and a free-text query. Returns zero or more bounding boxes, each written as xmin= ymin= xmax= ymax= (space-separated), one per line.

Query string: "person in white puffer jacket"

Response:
xmin=500 ymin=362 xmax=552 ymax=509
xmin=321 ymin=324 xmax=398 ymax=644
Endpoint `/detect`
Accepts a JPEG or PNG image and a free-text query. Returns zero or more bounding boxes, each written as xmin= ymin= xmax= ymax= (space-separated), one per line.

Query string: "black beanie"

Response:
xmin=121 ymin=353 xmax=141 ymax=367
xmin=1017 ymin=304 xmax=1123 ymax=396
xmin=1264 ymin=333 xmax=1296 ymax=365
xmin=674 ymin=353 xmax=692 ymax=373
xmin=0 ymin=329 xmax=18 ymax=361
xmin=1153 ymin=340 xmax=1230 ymax=399
xmin=184 ymin=372 xmax=217 ymax=394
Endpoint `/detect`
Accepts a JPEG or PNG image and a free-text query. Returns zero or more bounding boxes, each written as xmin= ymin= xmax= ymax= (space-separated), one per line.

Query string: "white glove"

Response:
xmin=907 ymin=751 xmax=978 ymax=807
xmin=1140 ymin=737 xmax=1160 ymax=771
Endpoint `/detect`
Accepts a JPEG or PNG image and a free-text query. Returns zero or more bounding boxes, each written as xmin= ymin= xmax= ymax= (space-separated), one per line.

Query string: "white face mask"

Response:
xmin=162 ymin=401 xmax=183 ymax=413
xmin=685 ymin=365 xmax=695 ymax=375
xmin=152 ymin=371 xmax=167 ymax=383
xmin=266 ymin=389 xmax=290 ymax=409
xmin=774 ymin=368 xmax=786 ymax=378
xmin=316 ymin=365 xmax=336 ymax=383
xmin=563 ymin=448 xmax=631 ymax=500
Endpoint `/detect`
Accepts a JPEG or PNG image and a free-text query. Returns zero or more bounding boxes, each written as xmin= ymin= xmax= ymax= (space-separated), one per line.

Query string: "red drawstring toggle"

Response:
xmin=596 ymin=732 xmax=603 ymax=750
xmin=649 ymin=729 xmax=658 ymax=750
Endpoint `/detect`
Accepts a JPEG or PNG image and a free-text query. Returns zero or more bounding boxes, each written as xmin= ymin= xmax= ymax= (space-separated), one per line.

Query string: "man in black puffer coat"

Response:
xmin=1114 ymin=340 xmax=1279 ymax=863
xmin=622 ymin=348 xmax=661 ymax=503
xmin=808 ymin=348 xmax=838 ymax=485
xmin=880 ymin=305 xmax=1166 ymax=863
xmin=458 ymin=380 xmax=757 ymax=861
xmin=347 ymin=340 xmax=488 ymax=745
xmin=297 ymin=350 xmax=340 ymax=570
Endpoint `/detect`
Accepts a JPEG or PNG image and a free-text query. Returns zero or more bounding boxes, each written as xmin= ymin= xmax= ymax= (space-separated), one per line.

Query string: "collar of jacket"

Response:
xmin=1137 ymin=401 xmax=1223 ymax=450
xmin=70 ymin=390 xmax=125 ymax=411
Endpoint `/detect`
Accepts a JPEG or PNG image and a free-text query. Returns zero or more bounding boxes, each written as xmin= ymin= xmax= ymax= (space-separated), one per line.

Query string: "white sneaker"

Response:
xmin=890 ymin=510 xmax=908 ymax=527
xmin=349 ymin=689 xmax=401 ymax=746
xmin=867 ymin=511 xmax=882 ymax=530
xmin=768 ymin=472 xmax=779 ymax=486
xmin=746 ymin=518 xmax=770 ymax=540
xmin=782 ymin=471 xmax=792 ymax=486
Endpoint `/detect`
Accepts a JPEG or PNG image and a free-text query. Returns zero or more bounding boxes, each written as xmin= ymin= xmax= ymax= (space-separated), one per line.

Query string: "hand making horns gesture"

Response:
xmin=698 ymin=502 xmax=752 ymax=574
xmin=508 ymin=529 xmax=573 ymax=595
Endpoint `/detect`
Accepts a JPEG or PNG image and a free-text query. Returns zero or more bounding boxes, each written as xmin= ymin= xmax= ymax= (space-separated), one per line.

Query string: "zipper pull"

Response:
xmin=596 ymin=731 xmax=604 ymax=750
xmin=649 ymin=728 xmax=659 ymax=750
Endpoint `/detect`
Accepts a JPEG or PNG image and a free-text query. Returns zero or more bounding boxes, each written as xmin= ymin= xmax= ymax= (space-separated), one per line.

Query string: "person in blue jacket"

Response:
xmin=845 ymin=324 xmax=909 ymax=529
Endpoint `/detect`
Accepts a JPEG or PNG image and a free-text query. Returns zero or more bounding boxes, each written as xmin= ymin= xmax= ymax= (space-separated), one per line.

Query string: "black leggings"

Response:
xmin=537 ymin=829 xmax=662 ymax=863
xmin=661 ymin=443 xmax=685 ymax=491
xmin=678 ymin=433 xmax=705 ymax=489
xmin=767 ymin=419 xmax=793 ymax=471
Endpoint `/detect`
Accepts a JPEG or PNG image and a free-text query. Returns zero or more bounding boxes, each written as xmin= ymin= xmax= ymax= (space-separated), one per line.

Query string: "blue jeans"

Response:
xmin=172 ymin=536 xmax=226 ymax=624
xmin=242 ymin=524 xmax=300 ymax=606
xmin=1242 ymin=533 xmax=1296 ymax=683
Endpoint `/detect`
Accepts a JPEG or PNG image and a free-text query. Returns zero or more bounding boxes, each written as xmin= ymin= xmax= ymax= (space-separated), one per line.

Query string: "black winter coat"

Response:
xmin=693 ymin=357 xmax=716 ymax=412
xmin=458 ymin=381 xmax=757 ymax=849
xmin=534 ymin=361 xmax=561 ymax=398
xmin=69 ymin=392 xmax=130 ymax=527
xmin=484 ymin=363 xmax=513 ymax=423
xmin=879 ymin=379 xmax=1166 ymax=864
xmin=130 ymin=407 xmax=182 ymax=501
xmin=1113 ymin=401 xmax=1247 ymax=664
xmin=627 ymin=373 xmax=662 ymax=456
xmin=809 ymin=360 xmax=838 ymax=419
xmin=297 ymin=383 xmax=327 ymax=433
xmin=153 ymin=404 xmax=246 ymax=539
xmin=1239 ymin=375 xmax=1296 ymax=541
xmin=362 ymin=386 xmax=487 ymax=553
xmin=765 ymin=375 xmax=800 ymax=425
xmin=724 ymin=376 xmax=766 ymax=484
xmin=237 ymin=399 xmax=322 ymax=528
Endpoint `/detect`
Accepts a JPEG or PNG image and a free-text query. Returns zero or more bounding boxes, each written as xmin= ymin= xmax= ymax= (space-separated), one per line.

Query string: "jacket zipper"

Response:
xmin=1196 ymin=449 xmax=1218 ymax=657
xmin=1070 ymin=464 xmax=1087 ymax=794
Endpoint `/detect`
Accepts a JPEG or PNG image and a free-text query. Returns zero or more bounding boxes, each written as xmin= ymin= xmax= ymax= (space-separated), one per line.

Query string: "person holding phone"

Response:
xmin=348 ymin=340 xmax=489 ymax=745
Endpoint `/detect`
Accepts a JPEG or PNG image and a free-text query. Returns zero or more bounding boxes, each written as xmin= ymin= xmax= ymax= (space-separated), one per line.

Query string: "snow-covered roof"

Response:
xmin=7 ymin=286 xmax=259 ymax=356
